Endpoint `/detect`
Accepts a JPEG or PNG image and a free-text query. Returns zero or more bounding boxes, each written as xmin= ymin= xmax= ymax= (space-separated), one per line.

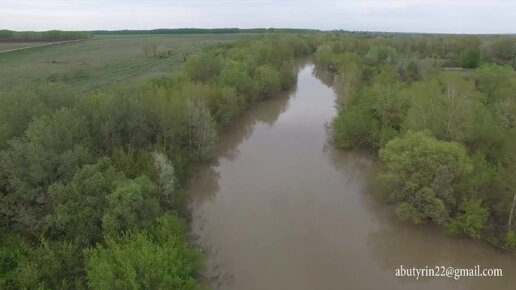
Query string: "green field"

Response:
xmin=0 ymin=34 xmax=247 ymax=92
xmin=0 ymin=42 xmax=56 ymax=52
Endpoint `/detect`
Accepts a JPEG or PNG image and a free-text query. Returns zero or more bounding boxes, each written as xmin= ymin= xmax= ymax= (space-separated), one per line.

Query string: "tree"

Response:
xmin=331 ymin=106 xmax=375 ymax=150
xmin=335 ymin=53 xmax=362 ymax=109
xmin=379 ymin=131 xmax=474 ymax=224
xmin=218 ymin=60 xmax=257 ymax=102
xmin=364 ymin=45 xmax=398 ymax=66
xmin=255 ymin=65 xmax=281 ymax=100
xmin=186 ymin=99 xmax=217 ymax=161
xmin=13 ymin=239 xmax=86 ymax=290
xmin=314 ymin=44 xmax=336 ymax=72
xmin=0 ymin=109 xmax=92 ymax=236
xmin=481 ymin=38 xmax=515 ymax=66
xmin=474 ymin=63 xmax=513 ymax=104
xmin=183 ymin=53 xmax=223 ymax=82
xmin=0 ymin=234 xmax=28 ymax=289
xmin=85 ymin=214 xmax=202 ymax=290
xmin=45 ymin=158 xmax=122 ymax=247
xmin=446 ymin=198 xmax=489 ymax=238
xmin=152 ymin=151 xmax=177 ymax=203
xmin=102 ymin=176 xmax=161 ymax=237
xmin=404 ymin=74 xmax=479 ymax=143
xmin=0 ymin=83 xmax=76 ymax=145
xmin=458 ymin=48 xmax=480 ymax=68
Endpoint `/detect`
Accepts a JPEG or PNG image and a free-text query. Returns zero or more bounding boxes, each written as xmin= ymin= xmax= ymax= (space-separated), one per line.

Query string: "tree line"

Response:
xmin=314 ymin=33 xmax=516 ymax=250
xmin=91 ymin=28 xmax=318 ymax=35
xmin=0 ymin=30 xmax=91 ymax=42
xmin=0 ymin=34 xmax=311 ymax=289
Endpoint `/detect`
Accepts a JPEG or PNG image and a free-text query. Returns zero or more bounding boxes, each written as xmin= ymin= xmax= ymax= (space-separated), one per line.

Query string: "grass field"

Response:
xmin=0 ymin=34 xmax=248 ymax=92
xmin=0 ymin=42 xmax=55 ymax=52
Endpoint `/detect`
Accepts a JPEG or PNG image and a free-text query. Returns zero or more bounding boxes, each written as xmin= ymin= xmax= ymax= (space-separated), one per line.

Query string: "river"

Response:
xmin=189 ymin=63 xmax=516 ymax=290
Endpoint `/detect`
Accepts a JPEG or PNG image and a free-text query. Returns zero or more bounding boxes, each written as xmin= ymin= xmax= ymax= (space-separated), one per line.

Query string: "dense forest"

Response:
xmin=314 ymin=33 xmax=516 ymax=249
xmin=1 ymin=31 xmax=515 ymax=288
xmin=0 ymin=35 xmax=310 ymax=289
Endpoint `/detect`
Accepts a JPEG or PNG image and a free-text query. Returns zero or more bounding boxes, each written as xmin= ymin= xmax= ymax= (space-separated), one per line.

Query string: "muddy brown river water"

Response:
xmin=189 ymin=63 xmax=516 ymax=290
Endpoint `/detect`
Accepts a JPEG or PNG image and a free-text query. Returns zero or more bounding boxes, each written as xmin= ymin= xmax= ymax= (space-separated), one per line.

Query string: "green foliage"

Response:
xmin=85 ymin=214 xmax=202 ymax=290
xmin=0 ymin=235 xmax=28 ymax=289
xmin=314 ymin=44 xmax=337 ymax=72
xmin=380 ymin=131 xmax=473 ymax=223
xmin=364 ymin=45 xmax=398 ymax=66
xmin=322 ymin=33 xmax=515 ymax=249
xmin=102 ymin=176 xmax=161 ymax=237
xmin=332 ymin=106 xmax=375 ymax=149
xmin=152 ymin=151 xmax=180 ymax=209
xmin=0 ymin=109 xmax=93 ymax=236
xmin=474 ymin=63 xmax=513 ymax=104
xmin=45 ymin=158 xmax=123 ymax=247
xmin=394 ymin=188 xmax=447 ymax=224
xmin=481 ymin=38 xmax=515 ymax=66
xmin=186 ymin=99 xmax=218 ymax=161
xmin=14 ymin=239 xmax=86 ymax=290
xmin=0 ymin=83 xmax=76 ymax=144
xmin=503 ymin=231 xmax=516 ymax=251
xmin=458 ymin=48 xmax=481 ymax=68
xmin=403 ymin=74 xmax=479 ymax=143
xmin=218 ymin=61 xmax=257 ymax=101
xmin=111 ymin=147 xmax=156 ymax=179
xmin=446 ymin=198 xmax=489 ymax=238
xmin=183 ymin=52 xmax=223 ymax=82
xmin=255 ymin=65 xmax=282 ymax=100
xmin=0 ymin=34 xmax=314 ymax=288
xmin=332 ymin=69 xmax=407 ymax=151
xmin=285 ymin=35 xmax=311 ymax=57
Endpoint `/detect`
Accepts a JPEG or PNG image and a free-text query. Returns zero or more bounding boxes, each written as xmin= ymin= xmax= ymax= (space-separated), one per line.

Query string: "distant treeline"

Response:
xmin=91 ymin=28 xmax=319 ymax=35
xmin=0 ymin=30 xmax=91 ymax=42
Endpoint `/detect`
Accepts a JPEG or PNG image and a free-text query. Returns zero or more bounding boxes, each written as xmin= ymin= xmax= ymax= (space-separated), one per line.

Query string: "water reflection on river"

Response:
xmin=189 ymin=63 xmax=515 ymax=290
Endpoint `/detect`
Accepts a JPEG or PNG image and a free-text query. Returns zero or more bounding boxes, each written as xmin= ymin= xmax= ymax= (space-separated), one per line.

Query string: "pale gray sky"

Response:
xmin=0 ymin=0 xmax=514 ymax=34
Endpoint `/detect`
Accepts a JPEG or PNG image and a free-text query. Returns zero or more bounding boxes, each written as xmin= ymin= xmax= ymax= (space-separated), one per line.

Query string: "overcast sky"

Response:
xmin=0 ymin=0 xmax=514 ymax=34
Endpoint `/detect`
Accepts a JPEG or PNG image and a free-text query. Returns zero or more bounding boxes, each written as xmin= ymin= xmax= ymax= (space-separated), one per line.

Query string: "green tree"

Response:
xmin=186 ymin=99 xmax=217 ymax=161
xmin=0 ymin=83 xmax=76 ymax=147
xmin=45 ymin=158 xmax=122 ymax=247
xmin=255 ymin=64 xmax=282 ymax=100
xmin=404 ymin=74 xmax=479 ymax=143
xmin=458 ymin=48 xmax=480 ymax=68
xmin=314 ymin=44 xmax=336 ymax=72
xmin=183 ymin=52 xmax=223 ymax=82
xmin=14 ymin=239 xmax=86 ymax=290
xmin=0 ymin=109 xmax=92 ymax=236
xmin=379 ymin=131 xmax=474 ymax=224
xmin=85 ymin=214 xmax=202 ymax=290
xmin=152 ymin=151 xmax=179 ymax=209
xmin=218 ymin=61 xmax=257 ymax=102
xmin=446 ymin=198 xmax=489 ymax=239
xmin=364 ymin=45 xmax=398 ymax=66
xmin=102 ymin=176 xmax=161 ymax=237
xmin=335 ymin=53 xmax=362 ymax=109
xmin=474 ymin=63 xmax=513 ymax=104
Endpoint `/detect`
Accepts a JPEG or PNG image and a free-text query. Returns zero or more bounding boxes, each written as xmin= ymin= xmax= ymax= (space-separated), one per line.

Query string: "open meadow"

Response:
xmin=0 ymin=33 xmax=247 ymax=92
